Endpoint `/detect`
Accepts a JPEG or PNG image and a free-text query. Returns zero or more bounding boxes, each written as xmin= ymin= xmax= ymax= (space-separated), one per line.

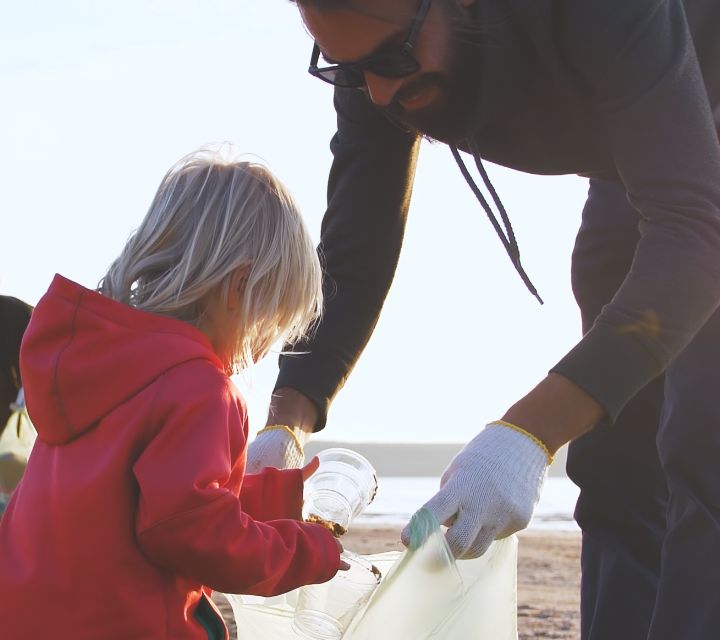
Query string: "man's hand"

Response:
xmin=247 ymin=388 xmax=319 ymax=474
xmin=246 ymin=425 xmax=306 ymax=473
xmin=401 ymin=422 xmax=551 ymax=559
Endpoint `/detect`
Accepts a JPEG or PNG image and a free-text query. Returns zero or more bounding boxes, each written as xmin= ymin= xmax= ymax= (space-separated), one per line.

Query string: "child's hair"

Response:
xmin=98 ymin=145 xmax=322 ymax=372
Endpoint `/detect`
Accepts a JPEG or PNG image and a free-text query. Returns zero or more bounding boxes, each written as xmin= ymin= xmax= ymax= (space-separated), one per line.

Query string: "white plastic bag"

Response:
xmin=343 ymin=509 xmax=464 ymax=639
xmin=221 ymin=509 xmax=517 ymax=639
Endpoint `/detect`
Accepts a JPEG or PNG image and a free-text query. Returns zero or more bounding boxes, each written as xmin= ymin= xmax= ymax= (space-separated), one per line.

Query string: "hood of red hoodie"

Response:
xmin=20 ymin=274 xmax=223 ymax=446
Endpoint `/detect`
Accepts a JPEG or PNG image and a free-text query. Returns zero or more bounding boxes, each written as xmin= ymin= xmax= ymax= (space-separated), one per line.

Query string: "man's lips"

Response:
xmin=396 ymin=83 xmax=438 ymax=111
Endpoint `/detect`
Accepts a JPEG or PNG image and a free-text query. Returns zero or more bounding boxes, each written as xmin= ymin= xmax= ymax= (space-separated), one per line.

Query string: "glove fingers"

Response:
xmin=423 ymin=489 xmax=462 ymax=530
xmin=245 ymin=443 xmax=264 ymax=475
xmin=402 ymin=490 xmax=459 ymax=547
xmin=444 ymin=508 xmax=483 ymax=558
xmin=463 ymin=527 xmax=496 ymax=560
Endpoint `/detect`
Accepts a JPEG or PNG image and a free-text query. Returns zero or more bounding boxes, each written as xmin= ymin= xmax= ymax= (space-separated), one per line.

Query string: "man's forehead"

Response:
xmin=299 ymin=0 xmax=418 ymax=61
xmin=301 ymin=0 xmax=417 ymax=24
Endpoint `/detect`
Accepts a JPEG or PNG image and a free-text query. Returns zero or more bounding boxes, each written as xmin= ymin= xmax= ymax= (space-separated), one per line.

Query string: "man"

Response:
xmin=249 ymin=1 xmax=720 ymax=637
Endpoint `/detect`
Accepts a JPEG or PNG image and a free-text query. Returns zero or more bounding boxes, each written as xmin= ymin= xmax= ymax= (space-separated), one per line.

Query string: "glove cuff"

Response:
xmin=253 ymin=425 xmax=305 ymax=469
xmin=491 ymin=420 xmax=554 ymax=465
xmin=478 ymin=421 xmax=551 ymax=487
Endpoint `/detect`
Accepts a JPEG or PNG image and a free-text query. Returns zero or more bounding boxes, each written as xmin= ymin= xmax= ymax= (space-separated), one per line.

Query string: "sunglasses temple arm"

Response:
xmin=404 ymin=0 xmax=433 ymax=52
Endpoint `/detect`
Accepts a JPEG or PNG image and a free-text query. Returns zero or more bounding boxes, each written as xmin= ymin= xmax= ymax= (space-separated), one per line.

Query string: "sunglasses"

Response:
xmin=308 ymin=0 xmax=433 ymax=89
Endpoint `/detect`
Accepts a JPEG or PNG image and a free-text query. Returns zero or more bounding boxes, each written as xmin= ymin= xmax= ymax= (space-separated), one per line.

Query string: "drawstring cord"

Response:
xmin=450 ymin=142 xmax=543 ymax=304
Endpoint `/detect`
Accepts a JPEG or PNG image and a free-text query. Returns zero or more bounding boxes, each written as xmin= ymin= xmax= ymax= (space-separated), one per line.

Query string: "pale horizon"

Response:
xmin=304 ymin=439 xmax=570 ymax=478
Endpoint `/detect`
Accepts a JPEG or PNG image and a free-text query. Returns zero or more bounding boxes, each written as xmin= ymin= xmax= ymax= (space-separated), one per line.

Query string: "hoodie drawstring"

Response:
xmin=450 ymin=143 xmax=543 ymax=304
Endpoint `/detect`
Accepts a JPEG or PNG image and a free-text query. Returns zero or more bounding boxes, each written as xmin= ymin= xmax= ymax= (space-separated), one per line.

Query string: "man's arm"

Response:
xmin=273 ymin=88 xmax=420 ymax=431
xmin=547 ymin=0 xmax=720 ymax=426
xmin=414 ymin=0 xmax=720 ymax=558
xmin=247 ymin=88 xmax=419 ymax=472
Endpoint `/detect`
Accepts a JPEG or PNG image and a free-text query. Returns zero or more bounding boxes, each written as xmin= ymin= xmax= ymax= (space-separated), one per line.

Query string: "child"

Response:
xmin=0 ymin=147 xmax=343 ymax=639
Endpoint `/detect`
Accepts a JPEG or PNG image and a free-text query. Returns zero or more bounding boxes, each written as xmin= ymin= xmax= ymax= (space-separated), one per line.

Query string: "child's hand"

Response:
xmin=301 ymin=456 xmax=320 ymax=481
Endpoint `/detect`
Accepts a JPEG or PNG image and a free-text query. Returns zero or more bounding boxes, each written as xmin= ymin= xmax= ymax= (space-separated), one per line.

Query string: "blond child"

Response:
xmin=0 ymin=147 xmax=342 ymax=639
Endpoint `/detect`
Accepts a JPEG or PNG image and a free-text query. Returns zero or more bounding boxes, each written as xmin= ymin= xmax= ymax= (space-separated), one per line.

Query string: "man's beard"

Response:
xmin=380 ymin=37 xmax=481 ymax=144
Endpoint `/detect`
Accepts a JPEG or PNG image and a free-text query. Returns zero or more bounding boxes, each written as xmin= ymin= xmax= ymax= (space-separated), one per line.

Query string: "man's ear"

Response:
xmin=227 ymin=264 xmax=251 ymax=311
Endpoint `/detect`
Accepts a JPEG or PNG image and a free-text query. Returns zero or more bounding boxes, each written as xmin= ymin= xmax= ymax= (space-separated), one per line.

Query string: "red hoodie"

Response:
xmin=0 ymin=275 xmax=340 ymax=640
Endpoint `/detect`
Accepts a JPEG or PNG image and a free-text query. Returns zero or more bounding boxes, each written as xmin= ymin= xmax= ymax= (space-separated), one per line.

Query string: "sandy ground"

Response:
xmin=342 ymin=524 xmax=581 ymax=640
xmin=216 ymin=524 xmax=581 ymax=639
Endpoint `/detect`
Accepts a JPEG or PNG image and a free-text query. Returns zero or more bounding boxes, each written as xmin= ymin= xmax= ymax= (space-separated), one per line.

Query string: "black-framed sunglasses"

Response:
xmin=308 ymin=0 xmax=433 ymax=88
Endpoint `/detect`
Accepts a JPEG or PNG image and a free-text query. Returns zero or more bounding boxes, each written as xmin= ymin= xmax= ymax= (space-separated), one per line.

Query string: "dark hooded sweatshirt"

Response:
xmin=276 ymin=0 xmax=720 ymax=426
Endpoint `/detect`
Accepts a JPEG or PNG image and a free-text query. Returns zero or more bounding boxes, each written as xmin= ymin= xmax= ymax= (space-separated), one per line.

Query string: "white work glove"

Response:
xmin=403 ymin=421 xmax=551 ymax=559
xmin=246 ymin=425 xmax=305 ymax=474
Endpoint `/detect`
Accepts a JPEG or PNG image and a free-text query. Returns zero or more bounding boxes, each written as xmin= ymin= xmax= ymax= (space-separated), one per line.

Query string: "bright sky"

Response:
xmin=1 ymin=1 xmax=590 ymax=443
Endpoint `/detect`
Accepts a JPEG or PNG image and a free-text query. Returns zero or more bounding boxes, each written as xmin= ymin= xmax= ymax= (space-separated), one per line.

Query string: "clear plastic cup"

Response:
xmin=292 ymin=551 xmax=381 ymax=639
xmin=302 ymin=448 xmax=378 ymax=534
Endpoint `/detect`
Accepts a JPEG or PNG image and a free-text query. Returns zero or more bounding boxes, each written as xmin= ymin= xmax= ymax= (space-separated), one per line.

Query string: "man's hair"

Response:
xmin=289 ymin=0 xmax=351 ymax=7
xmin=98 ymin=145 xmax=322 ymax=372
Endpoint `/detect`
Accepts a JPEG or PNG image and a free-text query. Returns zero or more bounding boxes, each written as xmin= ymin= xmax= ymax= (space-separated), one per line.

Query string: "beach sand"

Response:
xmin=342 ymin=524 xmax=581 ymax=639
xmin=216 ymin=525 xmax=581 ymax=639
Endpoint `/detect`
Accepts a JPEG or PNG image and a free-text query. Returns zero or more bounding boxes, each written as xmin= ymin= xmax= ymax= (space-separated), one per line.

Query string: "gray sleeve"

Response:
xmin=552 ymin=0 xmax=720 ymax=421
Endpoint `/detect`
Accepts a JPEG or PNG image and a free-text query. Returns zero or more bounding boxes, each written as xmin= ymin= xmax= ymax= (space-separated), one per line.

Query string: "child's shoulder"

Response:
xmin=154 ymin=357 xmax=240 ymax=406
xmin=146 ymin=358 xmax=248 ymax=429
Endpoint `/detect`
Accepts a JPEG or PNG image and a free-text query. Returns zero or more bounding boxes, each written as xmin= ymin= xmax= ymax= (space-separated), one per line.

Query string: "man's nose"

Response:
xmin=363 ymin=72 xmax=404 ymax=107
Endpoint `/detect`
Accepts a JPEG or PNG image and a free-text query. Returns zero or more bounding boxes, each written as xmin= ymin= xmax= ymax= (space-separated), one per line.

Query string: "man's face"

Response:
xmin=299 ymin=0 xmax=481 ymax=144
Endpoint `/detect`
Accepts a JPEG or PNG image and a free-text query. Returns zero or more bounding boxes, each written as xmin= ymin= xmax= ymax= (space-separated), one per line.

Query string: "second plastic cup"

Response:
xmin=292 ymin=551 xmax=381 ymax=639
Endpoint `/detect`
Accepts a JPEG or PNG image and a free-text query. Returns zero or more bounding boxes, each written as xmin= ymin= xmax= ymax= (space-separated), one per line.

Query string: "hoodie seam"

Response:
xmin=137 ymin=362 xmax=234 ymax=536
xmin=145 ymin=359 xmax=225 ymax=442
xmin=136 ymin=490 xmax=235 ymax=537
xmin=52 ymin=289 xmax=85 ymax=439
xmin=49 ymin=277 xmax=215 ymax=352
xmin=144 ymin=368 xmax=173 ymax=448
